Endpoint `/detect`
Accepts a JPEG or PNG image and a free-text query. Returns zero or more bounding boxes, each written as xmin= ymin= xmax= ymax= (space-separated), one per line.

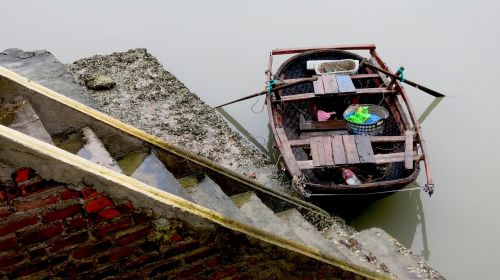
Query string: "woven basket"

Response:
xmin=343 ymin=104 xmax=389 ymax=136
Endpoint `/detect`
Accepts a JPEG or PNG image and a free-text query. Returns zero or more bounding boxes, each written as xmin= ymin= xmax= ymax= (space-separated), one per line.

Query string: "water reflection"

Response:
xmin=418 ymin=97 xmax=444 ymax=124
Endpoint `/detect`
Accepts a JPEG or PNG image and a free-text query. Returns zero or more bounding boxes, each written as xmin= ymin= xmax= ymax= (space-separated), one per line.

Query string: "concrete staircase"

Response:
xmin=1 ymin=93 xmax=437 ymax=278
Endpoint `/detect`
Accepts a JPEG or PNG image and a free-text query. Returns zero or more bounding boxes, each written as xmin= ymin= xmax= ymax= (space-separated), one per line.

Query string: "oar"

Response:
xmin=362 ymin=60 xmax=445 ymax=98
xmin=214 ymin=76 xmax=317 ymax=108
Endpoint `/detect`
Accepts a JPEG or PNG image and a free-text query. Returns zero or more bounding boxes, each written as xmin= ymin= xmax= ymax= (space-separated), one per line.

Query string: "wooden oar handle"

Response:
xmin=362 ymin=60 xmax=445 ymax=98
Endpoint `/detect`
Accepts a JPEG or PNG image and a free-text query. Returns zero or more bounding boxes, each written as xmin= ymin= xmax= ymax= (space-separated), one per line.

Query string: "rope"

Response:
xmin=396 ymin=67 xmax=405 ymax=82
xmin=309 ymin=186 xmax=421 ymax=197
xmin=267 ymin=79 xmax=276 ymax=95
xmin=252 ymin=79 xmax=277 ymax=113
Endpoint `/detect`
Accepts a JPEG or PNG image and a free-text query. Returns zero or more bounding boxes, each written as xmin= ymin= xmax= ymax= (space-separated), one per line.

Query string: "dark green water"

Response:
xmin=2 ymin=1 xmax=499 ymax=278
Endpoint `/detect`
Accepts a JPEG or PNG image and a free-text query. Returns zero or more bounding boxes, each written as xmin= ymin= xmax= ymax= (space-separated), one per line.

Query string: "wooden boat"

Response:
xmin=266 ymin=44 xmax=434 ymax=198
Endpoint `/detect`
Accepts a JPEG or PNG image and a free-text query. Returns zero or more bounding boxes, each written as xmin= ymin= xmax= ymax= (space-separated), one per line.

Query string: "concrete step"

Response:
xmin=130 ymin=150 xmax=192 ymax=201
xmin=117 ymin=150 xmax=149 ymax=176
xmin=322 ymin=227 xmax=383 ymax=274
xmin=357 ymin=228 xmax=438 ymax=279
xmin=276 ymin=208 xmax=349 ymax=260
xmin=0 ymin=99 xmax=53 ymax=144
xmin=77 ymin=127 xmax=122 ymax=173
xmin=230 ymin=191 xmax=302 ymax=244
xmin=180 ymin=174 xmax=254 ymax=226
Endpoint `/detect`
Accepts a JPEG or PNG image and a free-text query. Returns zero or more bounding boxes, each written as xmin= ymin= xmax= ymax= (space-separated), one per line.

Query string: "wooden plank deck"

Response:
xmin=322 ymin=74 xmax=339 ymax=94
xmin=354 ymin=135 xmax=375 ymax=163
xmin=292 ymin=134 xmax=417 ymax=170
xmin=404 ymin=130 xmax=414 ymax=169
xmin=336 ymin=74 xmax=356 ymax=93
xmin=342 ymin=135 xmax=360 ymax=164
xmin=313 ymin=76 xmax=325 ymax=94
xmin=331 ymin=136 xmax=347 ymax=165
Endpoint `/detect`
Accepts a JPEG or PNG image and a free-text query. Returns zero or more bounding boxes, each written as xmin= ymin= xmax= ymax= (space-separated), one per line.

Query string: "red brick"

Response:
xmin=14 ymin=195 xmax=58 ymax=211
xmin=206 ymin=256 xmax=219 ymax=268
xmin=98 ymin=207 xmax=121 ymax=220
xmin=21 ymin=223 xmax=64 ymax=245
xmin=209 ymin=266 xmax=239 ymax=280
xmin=85 ymin=196 xmax=113 ymax=213
xmin=72 ymin=240 xmax=112 ymax=260
xmin=115 ymin=201 xmax=134 ymax=213
xmin=60 ymin=189 xmax=81 ymax=200
xmin=0 ymin=253 xmax=24 ymax=268
xmin=51 ymin=232 xmax=89 ymax=252
xmin=116 ymin=226 xmax=152 ymax=245
xmin=100 ymin=246 xmax=136 ymax=263
xmin=170 ymin=234 xmax=183 ymax=242
xmin=80 ymin=187 xmax=96 ymax=198
xmin=0 ymin=216 xmax=38 ymax=236
xmin=0 ymin=206 xmax=14 ymax=218
xmin=57 ymin=262 xmax=93 ymax=278
xmin=67 ymin=217 xmax=86 ymax=230
xmin=14 ymin=167 xmax=33 ymax=183
xmin=43 ymin=205 xmax=82 ymax=222
xmin=0 ymin=236 xmax=17 ymax=252
xmin=132 ymin=211 xmax=151 ymax=225
xmin=19 ymin=177 xmax=49 ymax=196
xmin=81 ymin=188 xmax=105 ymax=201
xmin=94 ymin=217 xmax=133 ymax=237
xmin=71 ymin=244 xmax=95 ymax=260
xmin=184 ymin=247 xmax=217 ymax=264
xmin=163 ymin=239 xmax=199 ymax=258
xmin=176 ymin=263 xmax=205 ymax=279
xmin=28 ymin=248 xmax=46 ymax=258
xmin=149 ymin=259 xmax=182 ymax=276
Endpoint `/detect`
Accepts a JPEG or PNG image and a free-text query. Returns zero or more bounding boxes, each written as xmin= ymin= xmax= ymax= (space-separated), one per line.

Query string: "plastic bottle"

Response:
xmin=341 ymin=168 xmax=361 ymax=185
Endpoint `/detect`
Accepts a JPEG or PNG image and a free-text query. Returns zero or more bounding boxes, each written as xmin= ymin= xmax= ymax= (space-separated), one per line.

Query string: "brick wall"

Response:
xmin=0 ymin=168 xmax=365 ymax=279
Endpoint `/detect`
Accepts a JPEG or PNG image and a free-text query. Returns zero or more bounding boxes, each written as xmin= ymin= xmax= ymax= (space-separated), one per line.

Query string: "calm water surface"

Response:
xmin=2 ymin=1 xmax=499 ymax=278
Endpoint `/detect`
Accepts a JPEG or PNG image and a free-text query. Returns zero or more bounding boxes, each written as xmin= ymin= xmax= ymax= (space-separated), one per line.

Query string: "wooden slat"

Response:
xmin=274 ymin=93 xmax=315 ymax=103
xmin=271 ymin=89 xmax=397 ymax=103
xmin=321 ymin=74 xmax=339 ymax=94
xmin=290 ymin=139 xmax=310 ymax=147
xmin=374 ymin=152 xmax=418 ymax=164
xmin=297 ymin=160 xmax=314 ymax=169
xmin=313 ymin=76 xmax=325 ymax=94
xmin=354 ymin=88 xmax=397 ymax=94
xmin=275 ymin=128 xmax=301 ymax=176
xmin=299 ymin=120 xmax=347 ymax=131
xmin=336 ymin=74 xmax=356 ymax=93
xmin=322 ymin=137 xmax=334 ymax=166
xmin=310 ymin=137 xmax=321 ymax=167
xmin=404 ymin=130 xmax=414 ymax=169
xmin=342 ymin=135 xmax=360 ymax=164
xmin=369 ymin=136 xmax=406 ymax=142
xmin=331 ymin=136 xmax=347 ymax=165
xmin=350 ymin=74 xmax=380 ymax=79
xmin=355 ymin=135 xmax=375 ymax=163
xmin=299 ymin=130 xmax=348 ymax=139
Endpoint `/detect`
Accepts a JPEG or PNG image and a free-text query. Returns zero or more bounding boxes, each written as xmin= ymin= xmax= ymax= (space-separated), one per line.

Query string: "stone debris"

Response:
xmin=83 ymin=74 xmax=116 ymax=90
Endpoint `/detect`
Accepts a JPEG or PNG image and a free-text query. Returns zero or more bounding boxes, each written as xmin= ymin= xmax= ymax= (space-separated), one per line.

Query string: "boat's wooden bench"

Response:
xmin=299 ymin=119 xmax=347 ymax=131
xmin=291 ymin=133 xmax=418 ymax=170
xmin=313 ymin=74 xmax=356 ymax=94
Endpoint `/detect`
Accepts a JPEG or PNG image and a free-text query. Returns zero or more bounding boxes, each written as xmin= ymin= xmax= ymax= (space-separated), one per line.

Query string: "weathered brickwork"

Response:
xmin=0 ymin=168 xmax=365 ymax=279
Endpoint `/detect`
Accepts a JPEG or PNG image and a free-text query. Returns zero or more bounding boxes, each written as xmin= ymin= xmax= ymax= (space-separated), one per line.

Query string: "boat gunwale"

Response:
xmin=266 ymin=45 xmax=421 ymax=194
